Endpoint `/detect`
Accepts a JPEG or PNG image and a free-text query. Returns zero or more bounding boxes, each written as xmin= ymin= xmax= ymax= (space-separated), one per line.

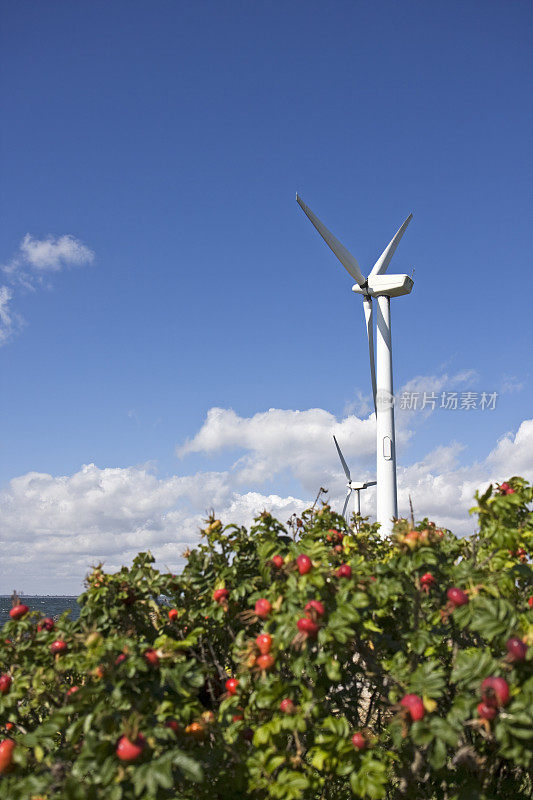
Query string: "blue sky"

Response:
xmin=1 ymin=1 xmax=532 ymax=593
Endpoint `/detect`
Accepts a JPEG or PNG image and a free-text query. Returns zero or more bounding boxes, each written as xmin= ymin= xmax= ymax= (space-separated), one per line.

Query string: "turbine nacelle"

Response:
xmin=347 ymin=480 xmax=377 ymax=491
xmin=352 ymin=274 xmax=413 ymax=298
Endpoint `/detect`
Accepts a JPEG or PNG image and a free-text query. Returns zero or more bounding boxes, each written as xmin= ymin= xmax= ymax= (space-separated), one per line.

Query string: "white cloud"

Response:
xmin=397 ymin=419 xmax=533 ymax=533
xmin=19 ymin=234 xmax=94 ymax=271
xmin=500 ymin=375 xmax=524 ymax=395
xmin=0 ymin=464 xmax=230 ymax=593
xmin=177 ymin=406 xmax=397 ymax=490
xmin=0 ymin=286 xmax=24 ymax=345
xmin=2 ymin=405 xmax=532 ymax=594
xmin=0 ymin=460 xmax=307 ymax=594
xmin=3 ymin=234 xmax=94 ymax=281
xmin=0 ymin=233 xmax=94 ymax=345
xmin=175 ymin=374 xmax=478 ymax=493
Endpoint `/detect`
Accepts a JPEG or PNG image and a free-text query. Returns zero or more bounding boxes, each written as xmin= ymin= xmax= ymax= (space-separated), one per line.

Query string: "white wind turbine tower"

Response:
xmin=333 ymin=435 xmax=376 ymax=520
xmin=297 ymin=195 xmax=414 ymax=536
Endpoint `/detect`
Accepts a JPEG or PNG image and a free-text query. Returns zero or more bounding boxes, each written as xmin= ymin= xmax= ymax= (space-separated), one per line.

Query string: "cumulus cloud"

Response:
xmin=0 ymin=462 xmax=307 ymax=593
xmin=2 ymin=405 xmax=532 ymax=594
xmin=177 ymin=406 xmax=395 ymax=490
xmin=397 ymin=419 xmax=533 ymax=533
xmin=177 ymin=369 xmax=484 ymax=494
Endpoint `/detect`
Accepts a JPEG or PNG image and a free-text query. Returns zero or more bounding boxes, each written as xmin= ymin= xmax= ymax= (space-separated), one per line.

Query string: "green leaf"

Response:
xmin=429 ymin=737 xmax=448 ymax=769
xmin=172 ymin=751 xmax=204 ymax=783
xmin=451 ymin=648 xmax=499 ymax=689
xmin=408 ymin=660 xmax=446 ymax=698
xmin=430 ymin=716 xmax=459 ymax=747
xmin=350 ymin=754 xmax=388 ymax=799
xmin=468 ymin=597 xmax=518 ymax=641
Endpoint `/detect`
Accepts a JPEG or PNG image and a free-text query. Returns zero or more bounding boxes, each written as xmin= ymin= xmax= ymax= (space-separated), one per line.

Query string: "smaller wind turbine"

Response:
xmin=333 ymin=435 xmax=376 ymax=520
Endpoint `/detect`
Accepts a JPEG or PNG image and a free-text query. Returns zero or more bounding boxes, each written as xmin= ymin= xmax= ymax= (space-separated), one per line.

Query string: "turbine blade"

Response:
xmin=369 ymin=214 xmax=413 ymax=277
xmin=333 ymin=435 xmax=351 ymax=482
xmin=296 ymin=194 xmax=367 ymax=287
xmin=363 ymin=297 xmax=377 ymax=413
xmin=342 ymin=491 xmax=351 ymax=519
xmin=364 ymin=481 xmax=377 ymax=487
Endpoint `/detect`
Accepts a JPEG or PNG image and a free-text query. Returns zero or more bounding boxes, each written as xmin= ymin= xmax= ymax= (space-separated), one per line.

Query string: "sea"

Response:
xmin=0 ymin=596 xmax=79 ymax=627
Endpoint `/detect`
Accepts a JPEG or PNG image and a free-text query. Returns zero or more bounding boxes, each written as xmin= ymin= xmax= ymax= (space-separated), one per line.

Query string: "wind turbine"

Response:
xmin=297 ymin=195 xmax=413 ymax=536
xmin=333 ymin=435 xmax=376 ymax=520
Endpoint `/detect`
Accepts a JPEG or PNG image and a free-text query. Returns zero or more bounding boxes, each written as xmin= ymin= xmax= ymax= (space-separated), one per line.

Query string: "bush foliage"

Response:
xmin=0 ymin=478 xmax=532 ymax=799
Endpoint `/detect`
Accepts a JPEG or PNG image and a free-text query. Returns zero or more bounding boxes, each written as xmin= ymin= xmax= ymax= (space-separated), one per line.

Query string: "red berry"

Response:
xmin=528 ymin=596 xmax=533 ymax=608
xmin=297 ymin=617 xmax=319 ymax=638
xmin=481 ymin=677 xmax=510 ymax=707
xmin=446 ymin=587 xmax=469 ymax=607
xmin=297 ymin=554 xmax=312 ymax=575
xmin=168 ymin=608 xmax=178 ymax=622
xmin=213 ymin=588 xmax=229 ymax=603
xmin=0 ymin=676 xmax=11 ymax=695
xmin=254 ymin=599 xmax=272 ymax=619
xmin=232 ymin=713 xmax=244 ymax=722
xmin=37 ymin=617 xmax=55 ymax=632
xmin=400 ymin=694 xmax=425 ymax=721
xmin=404 ymin=531 xmax=419 ymax=549
xmin=506 ymin=637 xmax=527 ymax=662
xmin=420 ymin=573 xmax=435 ymax=593
xmin=0 ymin=739 xmax=16 ymax=774
xmin=280 ymin=698 xmax=295 ymax=714
xmin=165 ymin=719 xmax=180 ymax=735
xmin=143 ymin=649 xmax=159 ymax=667
xmin=304 ymin=600 xmax=325 ymax=617
xmin=256 ymin=653 xmax=275 ymax=670
xmin=505 ymin=636 xmax=527 ymax=661
xmin=256 ymin=634 xmax=272 ymax=654
xmin=9 ymin=604 xmax=29 ymax=620
xmin=225 ymin=678 xmax=239 ymax=695
xmin=352 ymin=732 xmax=367 ymax=750
xmin=115 ymin=653 xmax=127 ymax=666
xmin=186 ymin=721 xmax=206 ymax=740
xmin=477 ymin=701 xmax=498 ymax=720
xmin=66 ymin=686 xmax=79 ymax=698
xmin=50 ymin=640 xmax=68 ymax=655
xmin=116 ymin=734 xmax=145 ymax=763
xmin=272 ymin=555 xmax=284 ymax=569
xmin=334 ymin=545 xmax=343 ymax=553
xmin=336 ymin=564 xmax=352 ymax=579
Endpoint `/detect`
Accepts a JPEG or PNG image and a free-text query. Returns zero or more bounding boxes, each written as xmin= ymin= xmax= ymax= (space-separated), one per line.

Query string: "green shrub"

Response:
xmin=0 ymin=478 xmax=531 ymax=799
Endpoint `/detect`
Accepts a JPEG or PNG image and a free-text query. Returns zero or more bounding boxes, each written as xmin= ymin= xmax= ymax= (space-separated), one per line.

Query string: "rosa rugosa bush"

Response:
xmin=0 ymin=479 xmax=531 ymax=799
